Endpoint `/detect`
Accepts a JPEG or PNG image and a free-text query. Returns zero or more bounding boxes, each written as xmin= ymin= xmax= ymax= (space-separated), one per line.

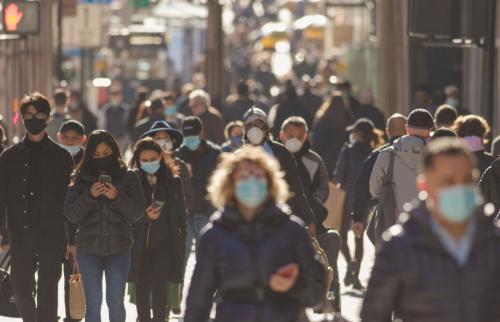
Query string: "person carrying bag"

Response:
xmin=68 ymin=264 xmax=85 ymax=320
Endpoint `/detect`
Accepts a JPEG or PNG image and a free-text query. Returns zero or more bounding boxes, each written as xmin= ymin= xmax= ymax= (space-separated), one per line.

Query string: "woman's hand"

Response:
xmin=146 ymin=205 xmax=161 ymax=221
xmin=104 ymin=183 xmax=118 ymax=200
xmin=269 ymin=263 xmax=299 ymax=293
xmin=90 ymin=182 xmax=106 ymax=198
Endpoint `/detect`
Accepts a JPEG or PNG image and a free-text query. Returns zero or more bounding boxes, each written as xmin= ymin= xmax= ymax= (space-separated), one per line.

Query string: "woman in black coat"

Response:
xmin=64 ymin=130 xmax=146 ymax=322
xmin=129 ymin=138 xmax=187 ymax=322
xmin=184 ymin=146 xmax=325 ymax=322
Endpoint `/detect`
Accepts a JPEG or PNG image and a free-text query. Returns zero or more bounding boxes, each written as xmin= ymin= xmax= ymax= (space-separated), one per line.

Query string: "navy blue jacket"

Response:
xmin=184 ymin=203 xmax=325 ymax=322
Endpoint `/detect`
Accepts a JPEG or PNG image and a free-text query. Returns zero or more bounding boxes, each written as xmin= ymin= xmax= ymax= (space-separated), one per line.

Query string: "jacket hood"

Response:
xmin=392 ymin=135 xmax=427 ymax=170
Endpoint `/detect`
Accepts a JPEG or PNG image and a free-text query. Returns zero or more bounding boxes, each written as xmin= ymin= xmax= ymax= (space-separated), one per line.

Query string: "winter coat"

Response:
xmin=177 ymin=140 xmax=222 ymax=215
xmin=184 ymin=203 xmax=326 ymax=322
xmin=129 ymin=168 xmax=187 ymax=283
xmin=475 ymin=150 xmax=493 ymax=176
xmin=292 ymin=140 xmax=330 ymax=231
xmin=176 ymin=157 xmax=194 ymax=216
xmin=311 ymin=120 xmax=350 ymax=178
xmin=98 ymin=102 xmax=129 ymax=139
xmin=370 ymin=136 xmax=426 ymax=223
xmin=64 ymin=169 xmax=146 ymax=256
xmin=223 ymin=97 xmax=255 ymax=123
xmin=361 ymin=202 xmax=500 ymax=322
xmin=480 ymin=158 xmax=500 ymax=209
xmin=0 ymin=136 xmax=73 ymax=246
xmin=266 ymin=140 xmax=316 ymax=225
xmin=334 ymin=142 xmax=373 ymax=207
xmin=199 ymin=107 xmax=225 ymax=145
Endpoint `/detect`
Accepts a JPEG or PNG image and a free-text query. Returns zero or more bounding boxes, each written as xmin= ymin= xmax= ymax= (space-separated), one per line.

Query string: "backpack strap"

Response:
xmin=384 ymin=149 xmax=396 ymax=185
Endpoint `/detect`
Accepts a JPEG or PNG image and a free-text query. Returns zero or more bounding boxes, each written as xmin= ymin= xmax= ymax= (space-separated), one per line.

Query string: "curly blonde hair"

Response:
xmin=208 ymin=146 xmax=290 ymax=209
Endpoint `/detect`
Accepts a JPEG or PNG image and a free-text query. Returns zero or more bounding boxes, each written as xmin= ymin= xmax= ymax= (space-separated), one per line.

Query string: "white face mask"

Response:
xmin=62 ymin=144 xmax=82 ymax=156
xmin=285 ymin=138 xmax=303 ymax=153
xmin=246 ymin=127 xmax=265 ymax=145
xmin=156 ymin=139 xmax=173 ymax=152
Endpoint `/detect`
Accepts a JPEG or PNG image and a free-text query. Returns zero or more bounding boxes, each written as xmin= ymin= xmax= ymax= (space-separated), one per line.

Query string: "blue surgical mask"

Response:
xmin=438 ymin=185 xmax=481 ymax=223
xmin=230 ymin=136 xmax=243 ymax=148
xmin=164 ymin=105 xmax=177 ymax=117
xmin=235 ymin=176 xmax=268 ymax=208
xmin=140 ymin=160 xmax=161 ymax=175
xmin=61 ymin=144 xmax=82 ymax=157
xmin=184 ymin=135 xmax=201 ymax=151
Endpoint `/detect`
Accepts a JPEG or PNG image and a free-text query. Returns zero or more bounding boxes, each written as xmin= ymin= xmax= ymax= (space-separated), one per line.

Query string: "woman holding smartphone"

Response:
xmin=64 ymin=130 xmax=146 ymax=322
xmin=184 ymin=146 xmax=325 ymax=322
xmin=129 ymin=138 xmax=187 ymax=322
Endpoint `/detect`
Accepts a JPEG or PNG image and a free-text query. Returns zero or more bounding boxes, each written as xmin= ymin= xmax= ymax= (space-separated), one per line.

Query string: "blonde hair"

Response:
xmin=208 ymin=146 xmax=289 ymax=209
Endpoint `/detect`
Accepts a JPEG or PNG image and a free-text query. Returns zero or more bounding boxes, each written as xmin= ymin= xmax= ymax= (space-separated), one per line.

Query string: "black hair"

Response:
xmin=149 ymin=98 xmax=165 ymax=111
xmin=237 ymin=80 xmax=249 ymax=97
xmin=423 ymin=138 xmax=476 ymax=172
xmin=54 ymin=89 xmax=68 ymax=107
xmin=19 ymin=92 xmax=51 ymax=116
xmin=415 ymin=84 xmax=431 ymax=94
xmin=435 ymin=105 xmax=458 ymax=127
xmin=60 ymin=120 xmax=85 ymax=136
xmin=72 ymin=130 xmax=127 ymax=183
xmin=130 ymin=137 xmax=179 ymax=176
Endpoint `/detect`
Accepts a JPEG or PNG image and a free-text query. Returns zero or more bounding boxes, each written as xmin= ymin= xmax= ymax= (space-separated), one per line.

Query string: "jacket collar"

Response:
xmin=294 ymin=139 xmax=311 ymax=158
xmin=212 ymin=202 xmax=291 ymax=230
xmin=20 ymin=134 xmax=57 ymax=152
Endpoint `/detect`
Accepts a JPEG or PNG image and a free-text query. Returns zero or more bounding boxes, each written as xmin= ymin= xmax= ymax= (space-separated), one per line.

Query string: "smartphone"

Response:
xmin=99 ymin=175 xmax=111 ymax=185
xmin=152 ymin=200 xmax=165 ymax=210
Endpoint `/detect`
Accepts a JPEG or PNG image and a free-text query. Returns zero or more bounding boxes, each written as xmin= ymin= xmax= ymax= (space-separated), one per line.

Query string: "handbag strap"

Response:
xmin=72 ymin=263 xmax=80 ymax=275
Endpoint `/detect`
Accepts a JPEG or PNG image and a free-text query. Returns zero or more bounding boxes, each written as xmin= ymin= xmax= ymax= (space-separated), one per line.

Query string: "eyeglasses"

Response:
xmin=23 ymin=113 xmax=48 ymax=120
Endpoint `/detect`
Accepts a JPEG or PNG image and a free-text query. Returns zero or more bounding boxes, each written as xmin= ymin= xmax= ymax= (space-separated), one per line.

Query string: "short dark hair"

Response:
xmin=237 ymin=80 xmax=249 ymax=97
xmin=54 ymin=88 xmax=68 ymax=107
xmin=60 ymin=120 xmax=85 ymax=136
xmin=423 ymin=138 xmax=476 ymax=172
xmin=435 ymin=105 xmax=458 ymax=127
xmin=454 ymin=115 xmax=490 ymax=139
xmin=19 ymin=92 xmax=51 ymax=116
xmin=281 ymin=116 xmax=308 ymax=132
xmin=149 ymin=98 xmax=164 ymax=111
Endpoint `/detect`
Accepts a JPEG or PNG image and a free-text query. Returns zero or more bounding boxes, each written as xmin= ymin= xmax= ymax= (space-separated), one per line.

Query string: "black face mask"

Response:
xmin=93 ymin=155 xmax=114 ymax=172
xmin=24 ymin=118 xmax=47 ymax=135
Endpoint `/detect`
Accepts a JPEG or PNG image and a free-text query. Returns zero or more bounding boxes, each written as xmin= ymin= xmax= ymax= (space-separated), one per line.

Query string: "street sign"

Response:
xmin=1 ymin=0 xmax=40 ymax=34
xmin=62 ymin=3 xmax=104 ymax=48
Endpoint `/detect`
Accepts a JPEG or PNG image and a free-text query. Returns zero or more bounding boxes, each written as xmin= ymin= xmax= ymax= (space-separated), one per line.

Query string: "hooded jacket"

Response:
xmin=361 ymin=202 xmax=500 ymax=322
xmin=184 ymin=203 xmax=325 ymax=322
xmin=370 ymin=136 xmax=426 ymax=223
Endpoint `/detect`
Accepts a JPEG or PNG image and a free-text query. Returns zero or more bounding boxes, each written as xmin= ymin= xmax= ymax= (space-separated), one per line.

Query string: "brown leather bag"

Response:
xmin=69 ymin=264 xmax=86 ymax=319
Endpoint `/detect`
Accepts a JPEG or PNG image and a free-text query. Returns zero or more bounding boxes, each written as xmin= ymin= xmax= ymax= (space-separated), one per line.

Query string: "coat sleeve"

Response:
xmin=0 ymin=152 xmax=8 ymax=231
xmin=64 ymin=180 xmax=99 ymax=224
xmin=352 ymin=151 xmax=380 ymax=222
xmin=184 ymin=228 xmax=219 ymax=322
xmin=360 ymin=235 xmax=403 ymax=322
xmin=285 ymin=151 xmax=315 ymax=225
xmin=370 ymin=150 xmax=389 ymax=200
xmin=287 ymin=222 xmax=325 ymax=307
xmin=111 ymin=171 xmax=146 ymax=225
xmin=332 ymin=145 xmax=349 ymax=186
xmin=312 ymin=155 xmax=330 ymax=204
xmin=178 ymin=160 xmax=194 ymax=216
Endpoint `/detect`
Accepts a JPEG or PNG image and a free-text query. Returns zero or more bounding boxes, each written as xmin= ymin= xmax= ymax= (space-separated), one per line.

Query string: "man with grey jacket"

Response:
xmin=369 ymin=109 xmax=434 ymax=227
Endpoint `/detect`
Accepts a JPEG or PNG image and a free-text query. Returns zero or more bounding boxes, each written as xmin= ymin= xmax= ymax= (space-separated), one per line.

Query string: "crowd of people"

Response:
xmin=0 ymin=78 xmax=499 ymax=322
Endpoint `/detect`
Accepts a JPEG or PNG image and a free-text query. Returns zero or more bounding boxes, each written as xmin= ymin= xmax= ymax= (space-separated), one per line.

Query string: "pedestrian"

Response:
xmin=454 ymin=115 xmax=493 ymax=175
xmin=57 ymin=120 xmax=87 ymax=322
xmin=434 ymin=104 xmax=458 ymax=129
xmin=336 ymin=81 xmax=361 ymax=120
xmin=0 ymin=93 xmax=74 ymax=322
xmin=370 ymin=109 xmax=434 ymax=228
xmin=268 ymin=80 xmax=313 ymax=138
xmin=430 ymin=127 xmax=457 ymax=140
xmin=127 ymin=87 xmax=149 ymax=137
xmin=98 ymin=85 xmax=130 ymax=154
xmin=47 ymin=88 xmax=71 ymax=140
xmin=279 ymin=116 xmax=343 ymax=317
xmin=444 ymin=84 xmax=470 ymax=115
xmin=64 ymin=130 xmax=146 ymax=322
xmin=133 ymin=97 xmax=167 ymax=142
xmin=356 ymin=89 xmax=386 ymax=130
xmin=188 ymin=89 xmax=225 ymax=145
xmin=139 ymin=120 xmax=192 ymax=314
xmin=184 ymin=146 xmax=325 ymax=322
xmin=224 ymin=79 xmax=255 ymax=123
xmin=221 ymin=121 xmax=244 ymax=153
xmin=129 ymin=138 xmax=187 ymax=322
xmin=163 ymin=91 xmax=185 ymax=130
xmin=177 ymin=116 xmax=222 ymax=254
xmin=298 ymin=76 xmax=323 ymax=118
xmin=412 ymin=85 xmax=435 ymax=114
xmin=334 ymin=118 xmax=383 ymax=290
xmin=361 ymin=138 xmax=500 ymax=322
xmin=69 ymin=90 xmax=97 ymax=135
xmin=242 ymin=107 xmax=316 ymax=231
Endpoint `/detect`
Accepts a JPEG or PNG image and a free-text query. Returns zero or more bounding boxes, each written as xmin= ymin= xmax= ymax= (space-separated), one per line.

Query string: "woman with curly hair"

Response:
xmin=454 ymin=115 xmax=493 ymax=174
xmin=184 ymin=146 xmax=325 ymax=322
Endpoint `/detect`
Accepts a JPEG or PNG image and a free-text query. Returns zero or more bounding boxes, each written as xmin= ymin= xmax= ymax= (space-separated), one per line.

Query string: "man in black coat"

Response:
xmin=0 ymin=93 xmax=74 ymax=322
xmin=177 ymin=116 xmax=222 ymax=254
xmin=242 ymin=107 xmax=316 ymax=232
xmin=361 ymin=138 xmax=500 ymax=322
